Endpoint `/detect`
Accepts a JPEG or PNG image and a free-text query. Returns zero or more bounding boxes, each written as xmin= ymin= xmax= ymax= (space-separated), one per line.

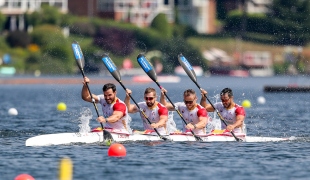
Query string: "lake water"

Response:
xmin=1 ymin=75 xmax=310 ymax=180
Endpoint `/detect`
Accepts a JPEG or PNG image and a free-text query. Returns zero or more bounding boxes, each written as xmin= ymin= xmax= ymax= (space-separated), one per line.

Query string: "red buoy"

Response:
xmin=108 ymin=143 xmax=126 ymax=157
xmin=15 ymin=174 xmax=35 ymax=180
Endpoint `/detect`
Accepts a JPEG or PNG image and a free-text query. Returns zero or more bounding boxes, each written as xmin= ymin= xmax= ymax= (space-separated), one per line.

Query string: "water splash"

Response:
xmin=206 ymin=94 xmax=222 ymax=133
xmin=78 ymin=107 xmax=92 ymax=133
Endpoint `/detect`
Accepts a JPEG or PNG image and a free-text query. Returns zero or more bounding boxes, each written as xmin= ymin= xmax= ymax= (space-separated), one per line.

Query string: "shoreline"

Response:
xmin=0 ymin=76 xmax=136 ymax=85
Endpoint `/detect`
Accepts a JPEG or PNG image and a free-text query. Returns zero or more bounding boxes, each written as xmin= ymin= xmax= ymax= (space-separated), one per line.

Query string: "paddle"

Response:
xmin=101 ymin=54 xmax=169 ymax=141
xmin=177 ymin=54 xmax=242 ymax=142
xmin=71 ymin=41 xmax=114 ymax=144
xmin=137 ymin=54 xmax=203 ymax=141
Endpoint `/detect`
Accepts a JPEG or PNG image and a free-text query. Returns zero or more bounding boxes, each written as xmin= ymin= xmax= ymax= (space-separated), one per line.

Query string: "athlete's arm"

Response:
xmin=226 ymin=107 xmax=245 ymax=131
xmin=97 ymin=111 xmax=124 ymax=123
xmin=151 ymin=107 xmax=168 ymax=128
xmin=186 ymin=108 xmax=208 ymax=130
xmin=160 ymin=88 xmax=174 ymax=111
xmin=81 ymin=76 xmax=99 ymax=103
xmin=200 ymin=89 xmax=214 ymax=112
xmin=226 ymin=115 xmax=244 ymax=131
xmin=97 ymin=103 xmax=126 ymax=123
xmin=124 ymin=89 xmax=138 ymax=113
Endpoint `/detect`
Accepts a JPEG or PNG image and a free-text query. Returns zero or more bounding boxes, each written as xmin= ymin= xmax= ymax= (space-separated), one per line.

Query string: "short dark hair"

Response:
xmin=220 ymin=88 xmax=233 ymax=97
xmin=102 ymin=83 xmax=116 ymax=92
xmin=183 ymin=89 xmax=196 ymax=97
xmin=144 ymin=87 xmax=156 ymax=96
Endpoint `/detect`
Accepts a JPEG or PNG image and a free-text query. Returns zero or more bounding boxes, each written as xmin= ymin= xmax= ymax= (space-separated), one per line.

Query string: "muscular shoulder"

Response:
xmin=196 ymin=104 xmax=208 ymax=117
xmin=235 ymin=104 xmax=246 ymax=116
xmin=157 ymin=103 xmax=168 ymax=116
xmin=113 ymin=99 xmax=126 ymax=114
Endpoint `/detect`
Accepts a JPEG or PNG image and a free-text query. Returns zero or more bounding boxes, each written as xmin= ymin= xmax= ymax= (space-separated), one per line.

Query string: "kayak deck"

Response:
xmin=25 ymin=131 xmax=293 ymax=146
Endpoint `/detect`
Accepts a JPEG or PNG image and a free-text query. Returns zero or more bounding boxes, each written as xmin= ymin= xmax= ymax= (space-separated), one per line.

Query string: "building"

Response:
xmin=0 ymin=0 xmax=68 ymax=31
xmin=68 ymin=0 xmax=216 ymax=34
xmin=246 ymin=0 xmax=270 ymax=14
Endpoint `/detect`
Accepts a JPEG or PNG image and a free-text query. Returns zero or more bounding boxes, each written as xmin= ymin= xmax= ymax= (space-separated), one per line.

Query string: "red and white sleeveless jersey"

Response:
xmin=174 ymin=102 xmax=208 ymax=135
xmin=137 ymin=102 xmax=169 ymax=135
xmin=98 ymin=95 xmax=131 ymax=134
xmin=214 ymin=102 xmax=246 ymax=133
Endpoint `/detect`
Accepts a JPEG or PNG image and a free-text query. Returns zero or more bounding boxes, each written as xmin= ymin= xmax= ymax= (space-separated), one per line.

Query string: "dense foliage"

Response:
xmin=267 ymin=0 xmax=310 ymax=45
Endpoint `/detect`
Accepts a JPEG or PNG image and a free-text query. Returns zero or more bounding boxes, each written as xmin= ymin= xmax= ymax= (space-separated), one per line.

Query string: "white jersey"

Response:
xmin=174 ymin=102 xmax=208 ymax=135
xmin=98 ymin=95 xmax=132 ymax=134
xmin=137 ymin=102 xmax=171 ymax=135
xmin=214 ymin=102 xmax=246 ymax=133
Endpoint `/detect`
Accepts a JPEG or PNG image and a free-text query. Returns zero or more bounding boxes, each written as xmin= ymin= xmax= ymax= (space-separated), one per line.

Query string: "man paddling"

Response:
xmin=160 ymin=88 xmax=209 ymax=135
xmin=200 ymin=88 xmax=246 ymax=133
xmin=81 ymin=77 xmax=132 ymax=134
xmin=125 ymin=87 xmax=177 ymax=135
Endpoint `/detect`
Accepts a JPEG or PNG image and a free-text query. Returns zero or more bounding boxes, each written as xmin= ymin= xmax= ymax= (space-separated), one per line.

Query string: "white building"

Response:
xmin=246 ymin=0 xmax=270 ymax=14
xmin=94 ymin=0 xmax=216 ymax=34
xmin=0 ymin=0 xmax=68 ymax=31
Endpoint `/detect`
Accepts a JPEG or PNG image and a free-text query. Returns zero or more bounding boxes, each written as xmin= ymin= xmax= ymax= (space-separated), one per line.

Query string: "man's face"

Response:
xmin=183 ymin=94 xmax=197 ymax=109
xmin=144 ymin=92 xmax=156 ymax=107
xmin=104 ymin=88 xmax=116 ymax=104
xmin=221 ymin=93 xmax=232 ymax=108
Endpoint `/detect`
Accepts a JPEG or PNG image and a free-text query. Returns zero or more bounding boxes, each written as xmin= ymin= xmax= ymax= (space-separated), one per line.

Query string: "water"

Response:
xmin=1 ymin=75 xmax=310 ymax=179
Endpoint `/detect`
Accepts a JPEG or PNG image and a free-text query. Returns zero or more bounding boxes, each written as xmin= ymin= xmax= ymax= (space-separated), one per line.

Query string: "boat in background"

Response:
xmin=0 ymin=66 xmax=16 ymax=76
xmin=132 ymin=75 xmax=181 ymax=83
xmin=174 ymin=66 xmax=204 ymax=77
xmin=264 ymin=85 xmax=310 ymax=92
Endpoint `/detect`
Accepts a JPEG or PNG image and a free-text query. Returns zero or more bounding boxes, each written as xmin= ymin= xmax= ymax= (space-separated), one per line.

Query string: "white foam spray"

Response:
xmin=78 ymin=107 xmax=92 ymax=133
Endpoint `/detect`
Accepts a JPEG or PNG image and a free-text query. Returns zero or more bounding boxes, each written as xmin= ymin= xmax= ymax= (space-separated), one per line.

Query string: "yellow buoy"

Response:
xmin=241 ymin=99 xmax=251 ymax=108
xmin=59 ymin=157 xmax=73 ymax=180
xmin=57 ymin=102 xmax=67 ymax=111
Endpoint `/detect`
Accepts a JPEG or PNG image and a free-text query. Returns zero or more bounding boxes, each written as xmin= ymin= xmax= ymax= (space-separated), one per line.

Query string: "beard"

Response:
xmin=146 ymin=101 xmax=154 ymax=107
xmin=105 ymin=97 xmax=115 ymax=104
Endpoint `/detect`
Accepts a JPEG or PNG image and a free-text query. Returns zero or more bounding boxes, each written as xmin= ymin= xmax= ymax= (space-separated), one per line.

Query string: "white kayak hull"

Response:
xmin=25 ymin=131 xmax=293 ymax=147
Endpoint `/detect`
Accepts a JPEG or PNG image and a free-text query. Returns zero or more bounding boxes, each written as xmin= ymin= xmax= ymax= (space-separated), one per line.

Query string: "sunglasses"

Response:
xmin=184 ymin=100 xmax=194 ymax=104
xmin=221 ymin=98 xmax=230 ymax=103
xmin=145 ymin=97 xmax=155 ymax=101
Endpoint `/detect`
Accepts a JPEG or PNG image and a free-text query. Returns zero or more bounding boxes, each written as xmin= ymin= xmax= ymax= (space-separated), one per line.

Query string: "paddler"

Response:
xmin=200 ymin=88 xmax=246 ymax=134
xmin=81 ymin=77 xmax=132 ymax=134
xmin=125 ymin=87 xmax=177 ymax=135
xmin=160 ymin=88 xmax=209 ymax=135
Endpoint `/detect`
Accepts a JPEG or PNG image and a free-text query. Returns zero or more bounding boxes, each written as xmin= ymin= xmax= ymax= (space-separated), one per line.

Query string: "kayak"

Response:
xmin=25 ymin=130 xmax=294 ymax=146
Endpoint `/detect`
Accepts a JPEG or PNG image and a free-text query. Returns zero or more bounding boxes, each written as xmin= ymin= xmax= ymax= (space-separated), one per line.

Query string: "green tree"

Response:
xmin=157 ymin=38 xmax=207 ymax=73
xmin=31 ymin=25 xmax=74 ymax=74
xmin=0 ymin=12 xmax=6 ymax=31
xmin=26 ymin=5 xmax=62 ymax=26
xmin=267 ymin=0 xmax=310 ymax=45
xmin=150 ymin=13 xmax=172 ymax=38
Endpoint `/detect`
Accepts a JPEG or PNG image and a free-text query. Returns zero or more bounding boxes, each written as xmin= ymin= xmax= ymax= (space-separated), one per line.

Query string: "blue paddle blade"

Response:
xmin=101 ymin=55 xmax=121 ymax=82
xmin=178 ymin=54 xmax=197 ymax=83
xmin=71 ymin=41 xmax=85 ymax=69
xmin=137 ymin=54 xmax=157 ymax=82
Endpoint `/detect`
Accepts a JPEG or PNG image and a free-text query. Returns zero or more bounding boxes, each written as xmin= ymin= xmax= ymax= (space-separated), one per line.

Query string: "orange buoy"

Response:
xmin=108 ymin=143 xmax=126 ymax=157
xmin=15 ymin=174 xmax=35 ymax=180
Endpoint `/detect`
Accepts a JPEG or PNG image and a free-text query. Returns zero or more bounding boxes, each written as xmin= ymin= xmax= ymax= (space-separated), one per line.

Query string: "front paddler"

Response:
xmin=81 ymin=76 xmax=132 ymax=134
